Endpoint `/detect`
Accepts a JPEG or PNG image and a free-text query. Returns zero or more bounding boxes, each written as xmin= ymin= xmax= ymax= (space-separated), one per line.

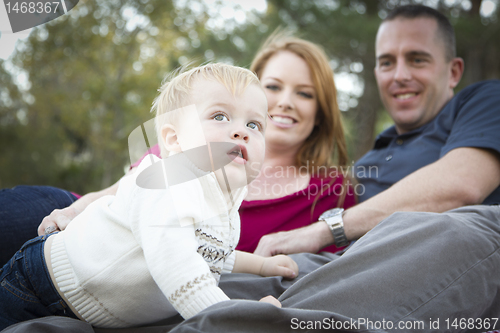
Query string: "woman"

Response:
xmin=238 ymin=32 xmax=355 ymax=254
xmin=0 ymin=32 xmax=355 ymax=265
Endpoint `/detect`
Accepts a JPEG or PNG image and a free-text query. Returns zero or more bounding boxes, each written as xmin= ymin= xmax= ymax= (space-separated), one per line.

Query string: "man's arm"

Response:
xmin=344 ymin=147 xmax=500 ymax=239
xmin=254 ymin=147 xmax=500 ymax=256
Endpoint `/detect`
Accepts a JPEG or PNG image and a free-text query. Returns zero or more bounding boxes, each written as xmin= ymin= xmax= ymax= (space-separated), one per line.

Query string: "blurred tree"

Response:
xmin=0 ymin=0 xmax=498 ymax=193
xmin=2 ymin=0 xmax=183 ymax=193
xmin=0 ymin=59 xmax=29 ymax=188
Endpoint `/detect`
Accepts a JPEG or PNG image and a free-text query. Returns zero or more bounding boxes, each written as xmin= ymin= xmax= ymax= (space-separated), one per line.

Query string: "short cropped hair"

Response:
xmin=151 ymin=63 xmax=262 ymax=158
xmin=383 ymin=5 xmax=456 ymax=61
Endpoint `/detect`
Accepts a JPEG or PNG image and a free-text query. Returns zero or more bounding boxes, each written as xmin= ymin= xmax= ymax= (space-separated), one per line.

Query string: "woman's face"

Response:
xmin=260 ymin=51 xmax=319 ymax=152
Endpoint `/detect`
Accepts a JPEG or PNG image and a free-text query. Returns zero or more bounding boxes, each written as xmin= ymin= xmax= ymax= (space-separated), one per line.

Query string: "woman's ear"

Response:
xmin=161 ymin=124 xmax=181 ymax=153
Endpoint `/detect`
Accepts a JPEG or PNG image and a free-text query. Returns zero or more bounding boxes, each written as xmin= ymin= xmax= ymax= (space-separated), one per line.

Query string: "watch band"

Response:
xmin=319 ymin=208 xmax=349 ymax=247
xmin=330 ymin=221 xmax=349 ymax=247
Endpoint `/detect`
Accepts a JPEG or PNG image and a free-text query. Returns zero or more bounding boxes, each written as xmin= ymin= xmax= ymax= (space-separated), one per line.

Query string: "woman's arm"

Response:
xmin=38 ymin=145 xmax=162 ymax=235
xmin=37 ymin=167 xmax=136 ymax=235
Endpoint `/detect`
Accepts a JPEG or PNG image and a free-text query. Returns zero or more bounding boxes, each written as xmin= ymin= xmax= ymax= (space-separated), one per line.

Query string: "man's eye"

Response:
xmin=214 ymin=114 xmax=228 ymax=121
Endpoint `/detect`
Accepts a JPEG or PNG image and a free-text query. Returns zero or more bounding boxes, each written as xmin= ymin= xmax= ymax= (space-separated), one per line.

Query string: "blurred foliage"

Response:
xmin=0 ymin=0 xmax=498 ymax=193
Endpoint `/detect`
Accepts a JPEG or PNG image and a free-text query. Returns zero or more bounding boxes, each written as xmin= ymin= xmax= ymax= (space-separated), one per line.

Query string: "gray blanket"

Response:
xmin=3 ymin=205 xmax=500 ymax=333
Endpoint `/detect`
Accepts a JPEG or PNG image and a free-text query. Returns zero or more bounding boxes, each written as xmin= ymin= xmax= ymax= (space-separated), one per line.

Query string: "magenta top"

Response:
xmin=131 ymin=144 xmax=357 ymax=253
xmin=237 ymin=176 xmax=356 ymax=253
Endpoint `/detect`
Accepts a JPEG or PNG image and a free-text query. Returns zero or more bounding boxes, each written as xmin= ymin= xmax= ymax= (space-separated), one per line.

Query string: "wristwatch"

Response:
xmin=319 ymin=208 xmax=349 ymax=247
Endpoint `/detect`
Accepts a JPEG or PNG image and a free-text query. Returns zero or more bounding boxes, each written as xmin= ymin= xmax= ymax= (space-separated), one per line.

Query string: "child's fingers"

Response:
xmin=261 ymin=255 xmax=299 ymax=278
xmin=289 ymin=259 xmax=299 ymax=275
xmin=284 ymin=267 xmax=297 ymax=279
xmin=273 ymin=265 xmax=297 ymax=279
xmin=278 ymin=256 xmax=299 ymax=276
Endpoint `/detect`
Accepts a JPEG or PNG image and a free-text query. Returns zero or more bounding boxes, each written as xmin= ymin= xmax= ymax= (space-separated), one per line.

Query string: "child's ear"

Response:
xmin=161 ymin=124 xmax=181 ymax=153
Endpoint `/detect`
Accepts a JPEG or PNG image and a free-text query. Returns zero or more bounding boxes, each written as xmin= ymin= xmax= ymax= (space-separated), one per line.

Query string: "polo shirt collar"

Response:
xmin=374 ymin=124 xmax=427 ymax=149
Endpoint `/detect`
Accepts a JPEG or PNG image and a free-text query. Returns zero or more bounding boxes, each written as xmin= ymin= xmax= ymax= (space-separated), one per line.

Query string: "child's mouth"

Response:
xmin=227 ymin=145 xmax=247 ymax=164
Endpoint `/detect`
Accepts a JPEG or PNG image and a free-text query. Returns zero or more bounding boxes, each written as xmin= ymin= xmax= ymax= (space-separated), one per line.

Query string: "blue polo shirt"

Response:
xmin=354 ymin=80 xmax=500 ymax=204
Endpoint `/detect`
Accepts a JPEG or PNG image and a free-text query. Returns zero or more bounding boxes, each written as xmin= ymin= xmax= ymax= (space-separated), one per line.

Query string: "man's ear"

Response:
xmin=449 ymin=57 xmax=464 ymax=89
xmin=161 ymin=124 xmax=181 ymax=153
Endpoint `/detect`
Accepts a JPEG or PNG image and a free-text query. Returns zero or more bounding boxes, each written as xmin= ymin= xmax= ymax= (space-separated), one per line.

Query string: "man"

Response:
xmin=254 ymin=4 xmax=500 ymax=256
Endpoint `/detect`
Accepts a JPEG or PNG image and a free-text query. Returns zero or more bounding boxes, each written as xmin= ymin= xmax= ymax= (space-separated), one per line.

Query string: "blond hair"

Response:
xmin=250 ymin=31 xmax=348 ymax=173
xmin=151 ymin=63 xmax=262 ymax=158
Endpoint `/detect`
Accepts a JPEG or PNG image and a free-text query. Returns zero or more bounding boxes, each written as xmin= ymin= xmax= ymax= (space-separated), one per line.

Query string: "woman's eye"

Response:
xmin=265 ymin=85 xmax=279 ymax=91
xmin=214 ymin=114 xmax=228 ymax=121
xmin=299 ymin=92 xmax=313 ymax=99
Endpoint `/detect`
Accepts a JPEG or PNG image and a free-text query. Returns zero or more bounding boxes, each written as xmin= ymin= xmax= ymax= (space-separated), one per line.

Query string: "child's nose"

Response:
xmin=232 ymin=128 xmax=249 ymax=142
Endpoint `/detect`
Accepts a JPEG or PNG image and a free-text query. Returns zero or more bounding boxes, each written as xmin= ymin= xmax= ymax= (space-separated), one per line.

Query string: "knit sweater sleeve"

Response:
xmin=221 ymin=250 xmax=236 ymax=274
xmin=130 ymin=181 xmax=230 ymax=319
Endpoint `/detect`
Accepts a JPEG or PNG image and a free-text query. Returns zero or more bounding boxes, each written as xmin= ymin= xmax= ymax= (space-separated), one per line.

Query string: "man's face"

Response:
xmin=374 ymin=17 xmax=463 ymax=134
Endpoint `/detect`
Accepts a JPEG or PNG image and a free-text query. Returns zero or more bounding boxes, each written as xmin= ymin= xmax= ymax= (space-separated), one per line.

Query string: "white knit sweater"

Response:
xmin=49 ymin=155 xmax=246 ymax=328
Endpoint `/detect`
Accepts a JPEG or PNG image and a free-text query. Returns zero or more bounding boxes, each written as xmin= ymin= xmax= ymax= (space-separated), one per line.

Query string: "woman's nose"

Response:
xmin=277 ymin=90 xmax=294 ymax=110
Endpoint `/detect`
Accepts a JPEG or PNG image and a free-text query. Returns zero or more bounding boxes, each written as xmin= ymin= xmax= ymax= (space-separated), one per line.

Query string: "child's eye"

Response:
xmin=247 ymin=122 xmax=261 ymax=130
xmin=213 ymin=114 xmax=228 ymax=121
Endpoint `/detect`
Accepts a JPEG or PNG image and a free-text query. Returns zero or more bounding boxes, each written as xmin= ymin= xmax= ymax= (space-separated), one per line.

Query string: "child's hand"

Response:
xmin=260 ymin=254 xmax=299 ymax=279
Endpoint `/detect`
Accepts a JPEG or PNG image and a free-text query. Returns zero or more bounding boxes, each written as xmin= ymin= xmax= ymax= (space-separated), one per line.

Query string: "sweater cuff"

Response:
xmin=179 ymin=286 xmax=229 ymax=319
xmin=222 ymin=250 xmax=236 ymax=274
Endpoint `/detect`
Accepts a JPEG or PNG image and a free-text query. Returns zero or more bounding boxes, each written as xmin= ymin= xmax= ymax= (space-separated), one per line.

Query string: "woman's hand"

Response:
xmin=38 ymin=206 xmax=79 ymax=235
xmin=259 ymin=295 xmax=282 ymax=308
xmin=36 ymin=172 xmax=129 ymax=236
xmin=260 ymin=254 xmax=299 ymax=279
xmin=254 ymin=221 xmax=333 ymax=257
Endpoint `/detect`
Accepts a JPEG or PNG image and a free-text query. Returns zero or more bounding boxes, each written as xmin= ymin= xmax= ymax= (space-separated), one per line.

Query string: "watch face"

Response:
xmin=320 ymin=208 xmax=344 ymax=219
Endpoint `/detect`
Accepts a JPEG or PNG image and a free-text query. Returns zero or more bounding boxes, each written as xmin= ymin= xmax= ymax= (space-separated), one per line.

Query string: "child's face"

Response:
xmin=177 ymin=79 xmax=267 ymax=190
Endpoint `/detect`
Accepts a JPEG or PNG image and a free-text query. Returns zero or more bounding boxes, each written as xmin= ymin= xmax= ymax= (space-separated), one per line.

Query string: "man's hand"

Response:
xmin=38 ymin=206 xmax=80 ymax=235
xmin=254 ymin=222 xmax=333 ymax=257
xmin=259 ymin=254 xmax=299 ymax=279
xmin=259 ymin=295 xmax=282 ymax=308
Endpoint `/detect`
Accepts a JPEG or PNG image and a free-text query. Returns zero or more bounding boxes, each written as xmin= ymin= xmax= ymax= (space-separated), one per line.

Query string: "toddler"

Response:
xmin=0 ymin=63 xmax=298 ymax=330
